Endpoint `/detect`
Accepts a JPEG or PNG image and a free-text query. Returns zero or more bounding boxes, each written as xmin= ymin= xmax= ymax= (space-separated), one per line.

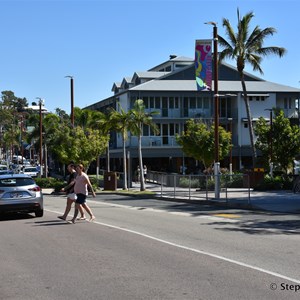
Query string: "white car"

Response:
xmin=21 ymin=167 xmax=39 ymax=178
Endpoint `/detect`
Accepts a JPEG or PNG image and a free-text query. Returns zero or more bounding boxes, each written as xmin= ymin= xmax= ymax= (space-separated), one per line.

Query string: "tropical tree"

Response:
xmin=255 ymin=110 xmax=300 ymax=174
xmin=110 ymin=104 xmax=132 ymax=190
xmin=1 ymin=90 xmax=28 ymax=112
xmin=129 ymin=99 xmax=159 ymax=191
xmin=176 ymin=119 xmax=231 ymax=170
xmin=52 ymin=125 xmax=108 ymax=171
xmin=89 ymin=109 xmax=114 ymax=174
xmin=218 ymin=9 xmax=286 ymax=167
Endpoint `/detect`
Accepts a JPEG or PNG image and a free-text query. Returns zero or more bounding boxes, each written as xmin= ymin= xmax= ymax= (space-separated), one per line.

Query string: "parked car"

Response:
xmin=21 ymin=166 xmax=39 ymax=178
xmin=0 ymin=165 xmax=9 ymax=175
xmin=0 ymin=174 xmax=43 ymax=217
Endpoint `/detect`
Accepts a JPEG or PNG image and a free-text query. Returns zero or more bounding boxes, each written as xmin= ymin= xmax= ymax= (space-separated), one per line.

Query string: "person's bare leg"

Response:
xmin=78 ymin=204 xmax=86 ymax=219
xmin=58 ymin=198 xmax=73 ymax=220
xmin=70 ymin=203 xmax=80 ymax=223
xmin=82 ymin=203 xmax=95 ymax=221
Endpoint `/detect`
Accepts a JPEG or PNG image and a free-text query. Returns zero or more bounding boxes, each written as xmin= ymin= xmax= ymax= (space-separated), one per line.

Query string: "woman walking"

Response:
xmin=58 ymin=163 xmax=85 ymax=220
xmin=69 ymin=164 xmax=96 ymax=224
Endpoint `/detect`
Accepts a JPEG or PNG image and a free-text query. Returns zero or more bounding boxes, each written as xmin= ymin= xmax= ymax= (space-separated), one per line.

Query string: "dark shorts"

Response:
xmin=76 ymin=193 xmax=87 ymax=204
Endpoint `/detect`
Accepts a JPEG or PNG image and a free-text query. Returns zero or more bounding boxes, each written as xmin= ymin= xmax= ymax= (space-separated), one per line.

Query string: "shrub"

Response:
xmin=35 ymin=176 xmax=100 ymax=192
xmin=255 ymin=175 xmax=293 ymax=191
xmin=35 ymin=177 xmax=65 ymax=191
xmin=179 ymin=177 xmax=201 ymax=188
xmin=221 ymin=174 xmax=244 ymax=188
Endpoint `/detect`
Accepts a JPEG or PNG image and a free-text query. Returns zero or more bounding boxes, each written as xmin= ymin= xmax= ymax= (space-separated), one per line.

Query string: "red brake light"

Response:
xmin=29 ymin=186 xmax=41 ymax=192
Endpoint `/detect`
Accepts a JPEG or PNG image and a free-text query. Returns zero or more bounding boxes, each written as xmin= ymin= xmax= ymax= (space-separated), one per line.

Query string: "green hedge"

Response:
xmin=255 ymin=175 xmax=293 ymax=190
xmin=35 ymin=177 xmax=65 ymax=191
xmin=35 ymin=176 xmax=99 ymax=192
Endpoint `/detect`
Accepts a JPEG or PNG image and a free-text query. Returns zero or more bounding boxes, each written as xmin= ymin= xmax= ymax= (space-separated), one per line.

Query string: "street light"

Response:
xmin=228 ymin=118 xmax=233 ymax=175
xmin=65 ymin=75 xmax=74 ymax=127
xmin=205 ymin=21 xmax=220 ymax=198
xmin=36 ymin=98 xmax=44 ymax=177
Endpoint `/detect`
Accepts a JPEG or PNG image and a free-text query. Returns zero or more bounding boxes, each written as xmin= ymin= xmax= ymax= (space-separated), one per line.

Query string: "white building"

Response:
xmin=86 ymin=55 xmax=300 ymax=173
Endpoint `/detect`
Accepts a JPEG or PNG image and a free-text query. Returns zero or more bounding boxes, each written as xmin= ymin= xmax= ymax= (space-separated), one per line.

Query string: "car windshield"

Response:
xmin=25 ymin=168 xmax=38 ymax=172
xmin=0 ymin=178 xmax=35 ymax=187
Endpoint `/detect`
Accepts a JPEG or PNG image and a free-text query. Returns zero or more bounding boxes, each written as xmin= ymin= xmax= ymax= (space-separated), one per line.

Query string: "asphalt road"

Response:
xmin=1 ymin=193 xmax=300 ymax=300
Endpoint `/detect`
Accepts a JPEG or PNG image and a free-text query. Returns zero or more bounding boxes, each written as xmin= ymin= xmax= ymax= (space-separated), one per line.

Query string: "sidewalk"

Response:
xmin=42 ymin=184 xmax=300 ymax=214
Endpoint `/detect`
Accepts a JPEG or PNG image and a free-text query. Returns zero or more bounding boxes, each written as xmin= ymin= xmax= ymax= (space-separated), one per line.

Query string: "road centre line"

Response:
xmin=45 ymin=208 xmax=300 ymax=284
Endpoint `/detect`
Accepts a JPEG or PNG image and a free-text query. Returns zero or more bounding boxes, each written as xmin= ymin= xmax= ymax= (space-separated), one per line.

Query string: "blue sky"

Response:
xmin=1 ymin=0 xmax=299 ymax=113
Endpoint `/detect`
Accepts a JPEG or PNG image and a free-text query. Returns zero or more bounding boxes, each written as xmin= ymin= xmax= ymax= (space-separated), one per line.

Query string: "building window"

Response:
xmin=143 ymin=125 xmax=149 ymax=136
xmin=155 ymin=97 xmax=160 ymax=109
xmin=197 ymin=97 xmax=202 ymax=108
xmin=150 ymin=97 xmax=154 ymax=109
xmin=203 ymin=97 xmax=209 ymax=109
xmin=143 ymin=97 xmax=149 ymax=108
xmin=256 ymin=96 xmax=260 ymax=101
xmin=169 ymin=97 xmax=174 ymax=109
xmin=174 ymin=97 xmax=179 ymax=108
xmin=244 ymin=123 xmax=248 ymax=128
xmin=170 ymin=124 xmax=174 ymax=136
xmin=284 ymin=98 xmax=288 ymax=109
xmin=190 ymin=97 xmax=196 ymax=109
xmin=249 ymin=96 xmax=253 ymax=101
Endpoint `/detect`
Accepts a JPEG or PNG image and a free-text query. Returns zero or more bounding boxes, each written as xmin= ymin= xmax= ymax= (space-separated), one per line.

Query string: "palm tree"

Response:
xmin=218 ymin=9 xmax=286 ymax=166
xmin=129 ymin=99 xmax=159 ymax=191
xmin=90 ymin=109 xmax=114 ymax=173
xmin=110 ymin=104 xmax=135 ymax=190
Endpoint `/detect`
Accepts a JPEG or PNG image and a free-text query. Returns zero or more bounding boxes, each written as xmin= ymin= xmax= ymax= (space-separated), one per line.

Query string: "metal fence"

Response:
xmin=147 ymin=171 xmax=251 ymax=204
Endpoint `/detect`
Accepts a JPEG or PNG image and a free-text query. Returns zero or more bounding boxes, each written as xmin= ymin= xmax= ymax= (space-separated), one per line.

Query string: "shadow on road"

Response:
xmin=0 ymin=212 xmax=34 ymax=222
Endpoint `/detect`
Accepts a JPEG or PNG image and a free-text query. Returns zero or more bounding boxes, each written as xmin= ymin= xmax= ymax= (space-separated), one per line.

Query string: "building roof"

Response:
xmin=148 ymin=55 xmax=194 ymax=72
xmin=129 ymin=79 xmax=300 ymax=93
xmin=133 ymin=71 xmax=170 ymax=79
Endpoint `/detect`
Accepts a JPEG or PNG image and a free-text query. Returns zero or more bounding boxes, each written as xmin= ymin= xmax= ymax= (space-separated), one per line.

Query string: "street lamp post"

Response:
xmin=205 ymin=21 xmax=220 ymax=199
xmin=65 ymin=76 xmax=74 ymax=127
xmin=37 ymin=98 xmax=44 ymax=177
xmin=228 ymin=118 xmax=233 ymax=175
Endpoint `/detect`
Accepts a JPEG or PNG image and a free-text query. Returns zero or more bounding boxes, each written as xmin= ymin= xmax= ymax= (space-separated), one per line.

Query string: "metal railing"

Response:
xmin=146 ymin=171 xmax=251 ymax=203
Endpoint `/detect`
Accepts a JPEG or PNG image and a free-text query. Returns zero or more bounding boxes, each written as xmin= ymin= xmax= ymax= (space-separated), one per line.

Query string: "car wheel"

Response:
xmin=35 ymin=209 xmax=44 ymax=218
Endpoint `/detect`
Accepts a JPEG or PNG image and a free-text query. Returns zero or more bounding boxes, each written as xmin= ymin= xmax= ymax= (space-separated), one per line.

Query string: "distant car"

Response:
xmin=0 ymin=174 xmax=43 ymax=217
xmin=0 ymin=165 xmax=9 ymax=175
xmin=21 ymin=167 xmax=39 ymax=178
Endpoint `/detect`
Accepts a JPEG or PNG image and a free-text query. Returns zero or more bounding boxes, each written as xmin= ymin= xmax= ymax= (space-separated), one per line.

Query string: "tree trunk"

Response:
xmin=106 ymin=144 xmax=110 ymax=172
xmin=138 ymin=133 xmax=145 ymax=191
xmin=240 ymin=72 xmax=257 ymax=168
xmin=122 ymin=134 xmax=128 ymax=190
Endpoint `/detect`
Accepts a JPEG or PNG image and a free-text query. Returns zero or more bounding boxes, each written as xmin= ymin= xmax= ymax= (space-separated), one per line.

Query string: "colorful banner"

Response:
xmin=195 ymin=39 xmax=212 ymax=91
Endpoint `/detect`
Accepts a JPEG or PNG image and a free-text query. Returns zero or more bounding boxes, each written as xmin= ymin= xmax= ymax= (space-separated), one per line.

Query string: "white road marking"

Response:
xmin=45 ymin=207 xmax=300 ymax=284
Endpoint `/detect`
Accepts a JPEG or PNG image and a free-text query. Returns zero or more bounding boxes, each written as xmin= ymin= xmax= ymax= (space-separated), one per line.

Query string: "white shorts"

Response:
xmin=67 ymin=193 xmax=77 ymax=200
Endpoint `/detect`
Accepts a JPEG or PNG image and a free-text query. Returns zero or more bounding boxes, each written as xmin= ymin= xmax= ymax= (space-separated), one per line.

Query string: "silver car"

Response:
xmin=0 ymin=174 xmax=43 ymax=217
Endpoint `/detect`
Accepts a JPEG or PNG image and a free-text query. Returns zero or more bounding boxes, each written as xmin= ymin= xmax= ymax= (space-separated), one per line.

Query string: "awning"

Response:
xmin=242 ymin=93 xmax=269 ymax=97
xmin=242 ymin=118 xmax=270 ymax=122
